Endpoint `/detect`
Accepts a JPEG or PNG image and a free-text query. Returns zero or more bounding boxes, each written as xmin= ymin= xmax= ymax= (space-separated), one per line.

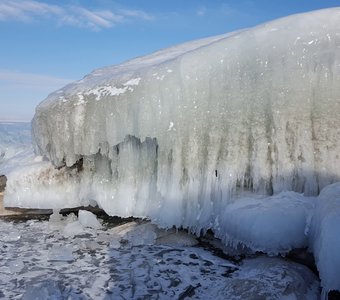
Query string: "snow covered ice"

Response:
xmin=0 ymin=217 xmax=320 ymax=299
xmin=3 ymin=7 xmax=340 ymax=296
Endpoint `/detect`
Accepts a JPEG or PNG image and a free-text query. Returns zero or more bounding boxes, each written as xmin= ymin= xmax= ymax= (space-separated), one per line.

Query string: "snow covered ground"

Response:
xmin=0 ymin=213 xmax=319 ymax=299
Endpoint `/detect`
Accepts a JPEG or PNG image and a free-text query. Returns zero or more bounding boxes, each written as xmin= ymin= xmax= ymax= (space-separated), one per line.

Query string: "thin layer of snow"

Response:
xmin=0 ymin=218 xmax=320 ymax=299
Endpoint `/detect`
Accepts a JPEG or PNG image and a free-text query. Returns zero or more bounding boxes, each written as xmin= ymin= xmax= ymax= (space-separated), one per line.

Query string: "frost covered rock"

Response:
xmin=309 ymin=183 xmax=340 ymax=293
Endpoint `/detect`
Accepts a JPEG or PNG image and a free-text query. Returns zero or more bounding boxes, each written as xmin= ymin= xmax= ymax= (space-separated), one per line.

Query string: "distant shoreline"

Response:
xmin=0 ymin=120 xmax=31 ymax=124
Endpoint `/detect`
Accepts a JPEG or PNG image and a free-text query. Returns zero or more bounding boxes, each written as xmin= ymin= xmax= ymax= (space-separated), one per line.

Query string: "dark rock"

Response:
xmin=0 ymin=175 xmax=7 ymax=192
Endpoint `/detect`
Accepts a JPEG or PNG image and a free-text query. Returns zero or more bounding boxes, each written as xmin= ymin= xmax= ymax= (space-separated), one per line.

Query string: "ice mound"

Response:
xmin=309 ymin=183 xmax=340 ymax=292
xmin=48 ymin=209 xmax=102 ymax=237
xmin=217 ymin=192 xmax=316 ymax=255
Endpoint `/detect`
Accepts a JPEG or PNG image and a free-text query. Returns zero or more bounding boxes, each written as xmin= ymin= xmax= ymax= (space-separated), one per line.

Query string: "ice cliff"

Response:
xmin=4 ymin=8 xmax=340 ymax=293
xmin=32 ymin=8 xmax=340 ymax=201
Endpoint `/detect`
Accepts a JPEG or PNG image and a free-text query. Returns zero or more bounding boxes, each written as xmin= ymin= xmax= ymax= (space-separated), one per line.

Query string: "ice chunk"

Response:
xmin=217 ymin=192 xmax=316 ymax=255
xmin=62 ymin=220 xmax=85 ymax=237
xmin=78 ymin=210 xmax=102 ymax=229
xmin=309 ymin=183 xmax=340 ymax=292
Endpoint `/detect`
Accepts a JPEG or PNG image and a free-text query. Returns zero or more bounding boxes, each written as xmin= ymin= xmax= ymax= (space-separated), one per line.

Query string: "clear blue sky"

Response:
xmin=0 ymin=0 xmax=339 ymax=121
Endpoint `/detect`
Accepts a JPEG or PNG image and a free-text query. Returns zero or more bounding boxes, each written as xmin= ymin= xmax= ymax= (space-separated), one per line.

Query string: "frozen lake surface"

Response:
xmin=0 ymin=213 xmax=319 ymax=299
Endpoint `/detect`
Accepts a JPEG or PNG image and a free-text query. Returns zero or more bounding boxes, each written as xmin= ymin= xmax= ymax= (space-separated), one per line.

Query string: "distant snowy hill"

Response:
xmin=0 ymin=122 xmax=32 ymax=166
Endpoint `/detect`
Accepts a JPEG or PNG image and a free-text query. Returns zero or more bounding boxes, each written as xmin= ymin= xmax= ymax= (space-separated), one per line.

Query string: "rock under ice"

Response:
xmin=3 ymin=8 xmax=340 ymax=293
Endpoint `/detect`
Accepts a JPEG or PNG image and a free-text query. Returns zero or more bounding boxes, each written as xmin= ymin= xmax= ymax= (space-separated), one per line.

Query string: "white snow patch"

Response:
xmin=84 ymin=85 xmax=128 ymax=100
xmin=123 ymin=77 xmax=141 ymax=86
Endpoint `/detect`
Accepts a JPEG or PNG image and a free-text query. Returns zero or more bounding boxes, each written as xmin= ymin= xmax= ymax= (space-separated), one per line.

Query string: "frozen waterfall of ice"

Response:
xmin=4 ymin=8 xmax=340 ymax=293
xmin=8 ymin=7 xmax=339 ymax=218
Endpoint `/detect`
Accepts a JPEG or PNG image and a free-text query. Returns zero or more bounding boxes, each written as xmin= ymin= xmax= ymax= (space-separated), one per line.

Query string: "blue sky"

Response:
xmin=0 ymin=0 xmax=339 ymax=121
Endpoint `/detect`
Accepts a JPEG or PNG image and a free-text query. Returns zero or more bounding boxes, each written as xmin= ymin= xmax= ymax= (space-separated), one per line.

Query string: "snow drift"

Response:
xmin=4 ymin=8 xmax=340 ymax=293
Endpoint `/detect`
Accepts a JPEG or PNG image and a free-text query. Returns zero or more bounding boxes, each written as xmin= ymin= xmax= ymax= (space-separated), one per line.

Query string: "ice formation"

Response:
xmin=7 ymin=7 xmax=338 ymax=219
xmin=4 ymin=8 xmax=340 ymax=292
xmin=309 ymin=183 xmax=340 ymax=292
xmin=217 ymin=192 xmax=316 ymax=255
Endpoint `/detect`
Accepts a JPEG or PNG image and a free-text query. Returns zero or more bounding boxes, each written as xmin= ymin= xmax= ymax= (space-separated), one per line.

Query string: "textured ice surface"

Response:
xmin=309 ymin=182 xmax=340 ymax=292
xmin=0 ymin=218 xmax=319 ymax=299
xmin=217 ymin=192 xmax=316 ymax=255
